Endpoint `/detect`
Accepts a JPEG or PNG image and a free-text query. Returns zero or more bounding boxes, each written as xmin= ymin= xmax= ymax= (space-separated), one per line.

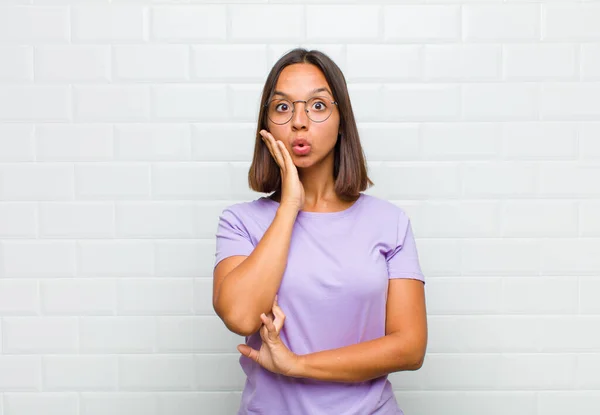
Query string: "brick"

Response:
xmin=151 ymin=6 xmax=226 ymax=41
xmin=346 ymin=45 xmax=420 ymax=81
xmin=39 ymin=202 xmax=115 ymax=238
xmin=115 ymin=124 xmax=191 ymax=161
xmin=0 ymin=203 xmax=36 ymax=238
xmin=461 ymin=238 xmax=540 ymax=276
xmin=462 ymin=83 xmax=538 ymax=120
xmin=114 ymin=45 xmax=189 ymax=81
xmin=424 ymin=45 xmax=500 ymax=81
xmin=230 ymin=5 xmax=303 ymax=42
xmin=40 ymin=279 xmax=115 ymax=315
xmin=426 ymin=277 xmax=503 ymax=315
xmin=119 ymin=355 xmax=194 ymax=391
xmin=79 ymin=241 xmax=154 ymax=278
xmin=382 ymin=84 xmax=461 ymax=121
xmin=152 ymin=85 xmax=227 ymax=121
xmin=541 ymin=83 xmax=600 ymax=120
xmin=4 ymin=393 xmax=78 ymax=415
xmin=72 ymin=6 xmax=144 ymax=42
xmin=75 ymin=164 xmax=151 ymax=199
xmin=43 ymin=356 xmax=117 ymax=390
xmin=115 ymin=202 xmax=195 ymax=238
xmin=502 ymin=201 xmax=578 ymax=237
xmin=464 ymin=4 xmax=540 ymax=41
xmin=80 ymin=392 xmax=157 ymax=415
xmin=3 ymin=317 xmax=78 ymax=353
xmin=307 ymin=5 xmax=379 ymax=42
xmin=502 ymin=122 xmax=578 ymax=160
xmin=463 ymin=162 xmax=538 ymax=197
xmin=36 ymin=124 xmax=113 ymax=162
xmin=80 ymin=317 xmax=155 ymax=353
xmin=0 ymin=124 xmax=34 ymax=162
xmin=35 ymin=46 xmax=110 ymax=82
xmin=1 ymin=241 xmax=76 ymax=278
xmin=151 ymin=163 xmax=230 ymax=200
xmin=0 ymin=158 xmax=76 ymax=214
xmin=421 ymin=122 xmax=501 ymax=160
xmin=192 ymin=45 xmax=268 ymax=81
xmin=0 ymin=280 xmax=38 ymax=316
xmin=0 ymin=86 xmax=70 ymax=121
xmin=155 ymin=241 xmax=215 ymax=278
xmin=117 ymin=278 xmax=193 ymax=315
xmin=384 ymin=5 xmax=460 ymax=42
xmin=544 ymin=4 xmax=600 ymax=41
xmin=0 ymin=46 xmax=33 ymax=82
xmin=0 ymin=6 xmax=69 ymax=43
xmin=74 ymin=86 xmax=150 ymax=122
xmin=0 ymin=356 xmax=41 ymax=391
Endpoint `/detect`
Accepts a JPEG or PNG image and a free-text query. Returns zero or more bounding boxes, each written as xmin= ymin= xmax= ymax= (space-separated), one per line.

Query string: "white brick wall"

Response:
xmin=0 ymin=1 xmax=598 ymax=414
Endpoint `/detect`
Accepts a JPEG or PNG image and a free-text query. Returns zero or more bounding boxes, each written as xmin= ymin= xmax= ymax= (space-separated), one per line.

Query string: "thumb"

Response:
xmin=238 ymin=344 xmax=259 ymax=362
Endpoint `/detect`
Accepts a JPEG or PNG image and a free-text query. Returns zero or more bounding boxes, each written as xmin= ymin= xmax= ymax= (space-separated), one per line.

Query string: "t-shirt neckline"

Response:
xmin=260 ymin=193 xmax=365 ymax=219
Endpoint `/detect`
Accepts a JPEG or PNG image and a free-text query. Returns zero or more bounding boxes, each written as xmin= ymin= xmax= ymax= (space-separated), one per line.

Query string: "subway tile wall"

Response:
xmin=0 ymin=1 xmax=599 ymax=414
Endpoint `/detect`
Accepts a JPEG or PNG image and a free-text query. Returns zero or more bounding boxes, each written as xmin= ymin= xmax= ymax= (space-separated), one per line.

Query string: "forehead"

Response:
xmin=273 ymin=63 xmax=333 ymax=98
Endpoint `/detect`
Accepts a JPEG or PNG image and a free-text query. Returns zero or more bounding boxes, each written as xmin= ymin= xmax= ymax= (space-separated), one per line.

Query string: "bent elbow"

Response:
xmin=409 ymin=350 xmax=426 ymax=371
xmin=412 ymin=356 xmax=425 ymax=371
xmin=219 ymin=311 xmax=260 ymax=337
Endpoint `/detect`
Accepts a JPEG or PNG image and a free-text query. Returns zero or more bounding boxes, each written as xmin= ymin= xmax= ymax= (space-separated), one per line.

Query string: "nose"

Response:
xmin=291 ymin=101 xmax=309 ymax=130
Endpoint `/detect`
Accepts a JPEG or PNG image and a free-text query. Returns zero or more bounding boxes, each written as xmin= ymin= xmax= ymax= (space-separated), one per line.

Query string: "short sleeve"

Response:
xmin=385 ymin=214 xmax=425 ymax=284
xmin=214 ymin=207 xmax=255 ymax=269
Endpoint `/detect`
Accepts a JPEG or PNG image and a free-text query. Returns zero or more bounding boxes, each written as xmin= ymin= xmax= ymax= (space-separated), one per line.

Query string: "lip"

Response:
xmin=291 ymin=138 xmax=310 ymax=147
xmin=291 ymin=138 xmax=311 ymax=156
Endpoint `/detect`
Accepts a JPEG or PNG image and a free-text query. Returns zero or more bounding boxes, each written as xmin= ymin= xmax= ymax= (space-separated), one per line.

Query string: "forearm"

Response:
xmin=218 ymin=206 xmax=297 ymax=333
xmin=294 ymin=333 xmax=425 ymax=383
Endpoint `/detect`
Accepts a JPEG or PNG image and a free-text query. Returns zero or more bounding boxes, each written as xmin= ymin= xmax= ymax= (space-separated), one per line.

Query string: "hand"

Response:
xmin=237 ymin=296 xmax=304 ymax=378
xmin=259 ymin=129 xmax=305 ymax=212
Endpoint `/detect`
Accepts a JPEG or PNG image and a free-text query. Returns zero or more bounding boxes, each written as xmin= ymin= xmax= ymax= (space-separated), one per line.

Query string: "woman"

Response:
xmin=213 ymin=48 xmax=427 ymax=415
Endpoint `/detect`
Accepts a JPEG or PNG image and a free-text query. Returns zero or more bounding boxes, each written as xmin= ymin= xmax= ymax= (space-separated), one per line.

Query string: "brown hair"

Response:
xmin=248 ymin=48 xmax=373 ymax=201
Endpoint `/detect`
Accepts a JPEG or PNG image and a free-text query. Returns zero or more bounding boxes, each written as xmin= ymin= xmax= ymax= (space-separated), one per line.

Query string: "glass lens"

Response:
xmin=267 ymin=96 xmax=333 ymax=124
xmin=306 ymin=96 xmax=332 ymax=122
xmin=267 ymin=98 xmax=293 ymax=124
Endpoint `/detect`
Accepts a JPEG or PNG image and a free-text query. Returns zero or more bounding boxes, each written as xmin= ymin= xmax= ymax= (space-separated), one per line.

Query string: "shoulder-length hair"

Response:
xmin=248 ymin=48 xmax=373 ymax=201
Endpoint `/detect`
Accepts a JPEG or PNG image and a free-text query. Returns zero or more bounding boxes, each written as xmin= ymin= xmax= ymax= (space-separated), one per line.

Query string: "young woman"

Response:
xmin=212 ymin=48 xmax=427 ymax=415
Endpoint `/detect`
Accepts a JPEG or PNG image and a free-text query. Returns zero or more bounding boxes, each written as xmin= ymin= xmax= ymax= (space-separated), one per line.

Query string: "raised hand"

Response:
xmin=259 ymin=130 xmax=305 ymax=213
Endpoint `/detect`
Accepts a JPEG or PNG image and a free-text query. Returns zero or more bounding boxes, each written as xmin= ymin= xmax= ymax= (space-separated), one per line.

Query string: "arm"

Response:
xmin=214 ymin=205 xmax=298 ymax=337
xmin=294 ymin=278 xmax=427 ymax=383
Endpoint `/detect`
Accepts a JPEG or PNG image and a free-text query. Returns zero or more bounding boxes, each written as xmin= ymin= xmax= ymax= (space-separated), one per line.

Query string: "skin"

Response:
xmin=263 ymin=62 xmax=358 ymax=212
xmin=237 ymin=63 xmax=428 ymax=383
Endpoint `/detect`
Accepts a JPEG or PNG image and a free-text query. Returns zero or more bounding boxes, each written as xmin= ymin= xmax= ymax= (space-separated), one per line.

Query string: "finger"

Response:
xmin=272 ymin=304 xmax=286 ymax=331
xmin=260 ymin=130 xmax=283 ymax=168
xmin=261 ymin=313 xmax=279 ymax=340
xmin=263 ymin=131 xmax=286 ymax=171
xmin=237 ymin=344 xmax=260 ymax=363
xmin=259 ymin=131 xmax=280 ymax=166
xmin=277 ymin=140 xmax=296 ymax=172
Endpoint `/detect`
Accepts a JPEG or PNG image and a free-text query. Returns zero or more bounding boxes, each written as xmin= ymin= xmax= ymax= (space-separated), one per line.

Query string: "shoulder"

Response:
xmin=219 ymin=196 xmax=276 ymax=226
xmin=359 ymin=193 xmax=410 ymax=221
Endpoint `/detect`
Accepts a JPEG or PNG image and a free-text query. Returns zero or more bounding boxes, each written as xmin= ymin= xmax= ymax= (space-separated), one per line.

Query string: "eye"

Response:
xmin=275 ymin=102 xmax=291 ymax=112
xmin=311 ymin=100 xmax=327 ymax=111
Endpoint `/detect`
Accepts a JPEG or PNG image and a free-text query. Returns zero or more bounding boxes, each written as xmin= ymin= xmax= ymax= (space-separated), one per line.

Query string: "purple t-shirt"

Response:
xmin=214 ymin=193 xmax=425 ymax=415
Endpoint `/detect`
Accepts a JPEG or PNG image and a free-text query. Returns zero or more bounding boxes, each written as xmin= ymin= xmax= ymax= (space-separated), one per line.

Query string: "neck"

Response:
xmin=297 ymin=152 xmax=338 ymax=206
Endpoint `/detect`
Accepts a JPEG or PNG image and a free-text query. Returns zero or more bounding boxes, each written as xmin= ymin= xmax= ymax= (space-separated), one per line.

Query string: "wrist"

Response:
xmin=276 ymin=204 xmax=299 ymax=218
xmin=291 ymin=353 xmax=307 ymax=379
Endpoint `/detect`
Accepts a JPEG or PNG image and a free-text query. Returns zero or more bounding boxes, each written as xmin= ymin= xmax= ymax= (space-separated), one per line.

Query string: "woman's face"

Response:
xmin=266 ymin=63 xmax=340 ymax=170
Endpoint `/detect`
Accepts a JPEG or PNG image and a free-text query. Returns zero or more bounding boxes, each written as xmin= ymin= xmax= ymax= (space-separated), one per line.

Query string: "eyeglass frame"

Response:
xmin=263 ymin=96 xmax=339 ymax=125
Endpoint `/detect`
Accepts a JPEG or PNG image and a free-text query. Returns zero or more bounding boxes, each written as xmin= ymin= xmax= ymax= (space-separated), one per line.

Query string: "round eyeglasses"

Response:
xmin=264 ymin=96 xmax=338 ymax=125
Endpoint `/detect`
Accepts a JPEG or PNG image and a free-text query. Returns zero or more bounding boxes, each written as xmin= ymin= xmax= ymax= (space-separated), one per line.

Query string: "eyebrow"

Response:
xmin=272 ymin=87 xmax=333 ymax=99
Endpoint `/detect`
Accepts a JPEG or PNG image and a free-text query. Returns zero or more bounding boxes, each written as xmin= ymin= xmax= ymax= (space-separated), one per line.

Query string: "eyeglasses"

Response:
xmin=264 ymin=96 xmax=338 ymax=125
